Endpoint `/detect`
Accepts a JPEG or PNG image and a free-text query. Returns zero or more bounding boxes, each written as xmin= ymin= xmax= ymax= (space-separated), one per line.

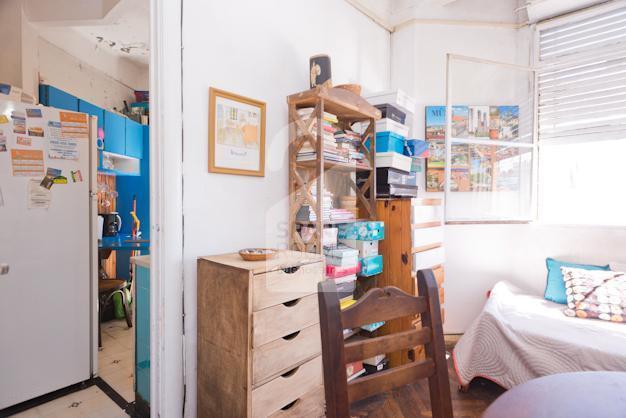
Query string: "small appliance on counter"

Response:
xmin=99 ymin=212 xmax=122 ymax=237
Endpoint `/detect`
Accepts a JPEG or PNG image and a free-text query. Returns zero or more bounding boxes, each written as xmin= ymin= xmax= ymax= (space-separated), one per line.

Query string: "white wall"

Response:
xmin=181 ymin=0 xmax=390 ymax=415
xmin=0 ymin=0 xmax=24 ymax=88
xmin=37 ymin=37 xmax=136 ymax=110
xmin=390 ymin=0 xmax=626 ymax=333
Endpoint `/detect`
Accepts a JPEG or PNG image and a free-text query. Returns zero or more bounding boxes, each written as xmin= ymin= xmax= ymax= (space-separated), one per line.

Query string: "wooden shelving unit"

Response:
xmin=288 ymin=86 xmax=381 ymax=253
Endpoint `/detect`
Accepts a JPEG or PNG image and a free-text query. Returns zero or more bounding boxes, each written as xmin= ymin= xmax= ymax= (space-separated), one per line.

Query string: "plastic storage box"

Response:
xmin=359 ymin=255 xmax=383 ymax=276
xmin=375 ymin=152 xmax=412 ymax=173
xmin=366 ymin=89 xmax=416 ymax=115
xmin=339 ymin=239 xmax=379 ymax=257
xmin=373 ymin=103 xmax=406 ymax=124
xmin=338 ymin=221 xmax=385 ymax=241
xmin=375 ymin=167 xmax=418 ymax=198
xmin=376 ymin=118 xmax=410 ymax=137
xmin=375 ymin=132 xmax=406 ymax=154
xmin=326 ymin=262 xmax=361 ymax=279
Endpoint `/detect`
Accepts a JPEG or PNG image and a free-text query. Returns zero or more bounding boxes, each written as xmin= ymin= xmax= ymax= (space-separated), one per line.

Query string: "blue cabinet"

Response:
xmin=39 ymin=85 xmax=78 ymax=111
xmin=78 ymin=99 xmax=104 ymax=135
xmin=125 ymin=119 xmax=144 ymax=159
xmin=104 ymin=110 xmax=126 ymax=155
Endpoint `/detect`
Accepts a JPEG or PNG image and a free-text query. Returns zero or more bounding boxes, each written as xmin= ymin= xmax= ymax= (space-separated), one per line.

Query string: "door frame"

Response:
xmin=149 ymin=0 xmax=185 ymax=417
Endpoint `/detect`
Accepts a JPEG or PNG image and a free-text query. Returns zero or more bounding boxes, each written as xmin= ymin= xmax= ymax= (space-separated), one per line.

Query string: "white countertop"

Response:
xmin=131 ymin=255 xmax=150 ymax=269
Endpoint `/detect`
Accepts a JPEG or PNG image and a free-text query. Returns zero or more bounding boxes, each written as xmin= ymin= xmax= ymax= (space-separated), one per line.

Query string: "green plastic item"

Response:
xmin=113 ymin=288 xmax=132 ymax=319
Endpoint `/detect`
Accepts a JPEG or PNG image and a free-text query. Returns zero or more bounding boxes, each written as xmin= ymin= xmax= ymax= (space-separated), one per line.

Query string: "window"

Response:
xmin=536 ymin=3 xmax=626 ymax=226
xmin=441 ymin=55 xmax=536 ymax=222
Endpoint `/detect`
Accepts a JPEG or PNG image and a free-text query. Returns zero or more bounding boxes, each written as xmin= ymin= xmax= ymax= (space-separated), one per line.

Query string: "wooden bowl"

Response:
xmin=238 ymin=248 xmax=278 ymax=261
xmin=336 ymin=84 xmax=362 ymax=96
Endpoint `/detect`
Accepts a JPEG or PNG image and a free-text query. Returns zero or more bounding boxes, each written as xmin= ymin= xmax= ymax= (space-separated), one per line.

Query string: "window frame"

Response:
xmin=533 ymin=0 xmax=626 ymax=227
xmin=443 ymin=53 xmax=539 ymax=224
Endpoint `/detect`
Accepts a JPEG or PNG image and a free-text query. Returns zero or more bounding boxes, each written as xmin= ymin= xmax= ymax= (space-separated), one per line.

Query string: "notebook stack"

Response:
xmin=295 ymin=108 xmax=369 ymax=167
xmin=295 ymin=182 xmax=358 ymax=223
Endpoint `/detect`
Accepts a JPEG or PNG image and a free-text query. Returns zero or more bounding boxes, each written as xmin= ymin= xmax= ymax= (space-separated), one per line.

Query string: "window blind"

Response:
xmin=537 ymin=5 xmax=626 ymax=141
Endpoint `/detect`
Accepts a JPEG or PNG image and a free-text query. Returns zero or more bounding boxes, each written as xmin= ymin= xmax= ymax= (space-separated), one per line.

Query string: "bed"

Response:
xmin=453 ymin=281 xmax=626 ymax=390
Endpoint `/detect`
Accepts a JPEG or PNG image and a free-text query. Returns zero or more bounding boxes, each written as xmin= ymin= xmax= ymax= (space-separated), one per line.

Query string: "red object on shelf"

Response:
xmin=326 ymin=262 xmax=361 ymax=279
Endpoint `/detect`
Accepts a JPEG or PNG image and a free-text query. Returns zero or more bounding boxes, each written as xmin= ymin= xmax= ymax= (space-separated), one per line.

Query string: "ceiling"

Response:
xmin=31 ymin=0 xmax=150 ymax=67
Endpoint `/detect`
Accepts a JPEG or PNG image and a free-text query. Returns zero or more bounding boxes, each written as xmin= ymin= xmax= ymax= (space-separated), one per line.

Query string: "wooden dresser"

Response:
xmin=376 ymin=198 xmax=445 ymax=367
xmin=197 ymin=251 xmax=326 ymax=418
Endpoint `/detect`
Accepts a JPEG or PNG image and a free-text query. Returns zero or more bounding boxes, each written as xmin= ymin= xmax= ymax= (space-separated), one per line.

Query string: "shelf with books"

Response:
xmin=288 ymin=86 xmax=381 ymax=254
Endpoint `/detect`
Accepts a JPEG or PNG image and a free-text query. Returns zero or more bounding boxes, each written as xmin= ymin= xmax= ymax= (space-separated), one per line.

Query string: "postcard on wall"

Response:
xmin=16 ymin=136 xmax=32 ymax=146
xmin=59 ymin=112 xmax=89 ymax=139
xmin=425 ymin=106 xmax=445 ymax=140
xmin=427 ymin=141 xmax=445 ymax=168
xmin=426 ymin=168 xmax=445 ymax=192
xmin=11 ymin=111 xmax=26 ymax=135
xmin=489 ymin=106 xmax=519 ymax=140
xmin=27 ymin=179 xmax=51 ymax=209
xmin=11 ymin=149 xmax=45 ymax=177
xmin=208 ymin=88 xmax=266 ymax=177
xmin=26 ymin=108 xmax=43 ymax=118
xmin=468 ymin=106 xmax=490 ymax=138
xmin=451 ymin=106 xmax=469 ymax=138
xmin=451 ymin=144 xmax=470 ymax=168
xmin=0 ymin=130 xmax=7 ymax=152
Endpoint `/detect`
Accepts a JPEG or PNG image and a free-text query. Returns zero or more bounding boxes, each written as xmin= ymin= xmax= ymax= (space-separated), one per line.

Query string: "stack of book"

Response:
xmin=338 ymin=196 xmax=359 ymax=219
xmin=324 ymin=245 xmax=359 ymax=304
xmin=295 ymin=108 xmax=368 ymax=167
xmin=295 ymin=182 xmax=357 ymax=222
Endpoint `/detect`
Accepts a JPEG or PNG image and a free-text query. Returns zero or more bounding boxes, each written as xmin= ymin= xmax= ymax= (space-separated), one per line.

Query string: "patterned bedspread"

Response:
xmin=453 ymin=281 xmax=626 ymax=389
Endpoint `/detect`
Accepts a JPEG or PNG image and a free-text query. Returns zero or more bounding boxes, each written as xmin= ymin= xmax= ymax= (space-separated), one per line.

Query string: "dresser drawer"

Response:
xmin=413 ymin=246 xmax=445 ymax=271
xmin=252 ymin=324 xmax=321 ymax=386
xmin=268 ymin=385 xmax=325 ymax=418
xmin=251 ymin=356 xmax=323 ymax=418
xmin=411 ymin=226 xmax=444 ymax=248
xmin=411 ymin=204 xmax=443 ymax=224
xmin=253 ymin=262 xmax=323 ymax=311
xmin=252 ymin=293 xmax=319 ymax=347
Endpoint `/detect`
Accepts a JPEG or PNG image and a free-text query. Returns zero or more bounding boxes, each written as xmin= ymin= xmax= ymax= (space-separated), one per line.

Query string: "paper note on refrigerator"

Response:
xmin=48 ymin=120 xmax=79 ymax=160
xmin=11 ymin=149 xmax=45 ymax=177
xmin=59 ymin=112 xmax=89 ymax=139
xmin=27 ymin=179 xmax=51 ymax=209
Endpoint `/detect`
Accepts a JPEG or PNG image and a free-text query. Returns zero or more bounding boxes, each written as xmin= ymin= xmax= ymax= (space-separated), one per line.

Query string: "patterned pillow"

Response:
xmin=560 ymin=267 xmax=626 ymax=323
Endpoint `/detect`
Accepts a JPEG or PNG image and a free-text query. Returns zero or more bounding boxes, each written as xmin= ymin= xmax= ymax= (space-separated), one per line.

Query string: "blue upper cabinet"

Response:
xmin=78 ymin=100 xmax=104 ymax=134
xmin=125 ymin=119 xmax=144 ymax=159
xmin=104 ymin=110 xmax=126 ymax=155
xmin=39 ymin=85 xmax=79 ymax=111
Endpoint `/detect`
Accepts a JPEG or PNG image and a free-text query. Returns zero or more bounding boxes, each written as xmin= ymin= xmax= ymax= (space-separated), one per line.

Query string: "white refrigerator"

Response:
xmin=0 ymin=96 xmax=98 ymax=409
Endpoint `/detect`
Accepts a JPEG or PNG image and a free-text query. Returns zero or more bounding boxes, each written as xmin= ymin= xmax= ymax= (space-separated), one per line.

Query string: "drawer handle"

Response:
xmin=280 ymin=399 xmax=300 ymax=411
xmin=282 ymin=330 xmax=301 ymax=341
xmin=283 ymin=298 xmax=301 ymax=307
xmin=281 ymin=366 xmax=299 ymax=378
xmin=282 ymin=266 xmax=300 ymax=274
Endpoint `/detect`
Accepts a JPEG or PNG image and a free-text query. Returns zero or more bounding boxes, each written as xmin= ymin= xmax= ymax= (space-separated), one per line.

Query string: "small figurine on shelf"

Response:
xmin=130 ymin=194 xmax=141 ymax=239
xmin=309 ymin=54 xmax=332 ymax=89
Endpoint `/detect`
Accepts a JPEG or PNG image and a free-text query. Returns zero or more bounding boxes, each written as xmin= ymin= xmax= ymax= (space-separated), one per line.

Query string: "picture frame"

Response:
xmin=208 ymin=87 xmax=266 ymax=176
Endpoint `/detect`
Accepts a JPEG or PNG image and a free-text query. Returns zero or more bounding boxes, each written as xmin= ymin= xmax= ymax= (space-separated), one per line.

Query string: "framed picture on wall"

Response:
xmin=208 ymin=87 xmax=266 ymax=176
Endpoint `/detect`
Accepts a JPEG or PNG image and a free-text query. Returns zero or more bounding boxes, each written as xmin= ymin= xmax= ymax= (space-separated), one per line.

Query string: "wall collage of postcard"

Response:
xmin=425 ymin=105 xmax=520 ymax=192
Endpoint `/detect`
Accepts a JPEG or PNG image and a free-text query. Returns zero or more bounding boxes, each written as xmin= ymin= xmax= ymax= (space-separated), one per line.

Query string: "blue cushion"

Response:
xmin=544 ymin=258 xmax=610 ymax=304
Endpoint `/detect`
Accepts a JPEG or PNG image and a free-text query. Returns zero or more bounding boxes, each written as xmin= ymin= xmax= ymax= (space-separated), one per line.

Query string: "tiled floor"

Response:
xmin=11 ymin=320 xmax=134 ymax=418
xmin=98 ymin=319 xmax=135 ymax=403
xmin=10 ymin=385 xmax=128 ymax=418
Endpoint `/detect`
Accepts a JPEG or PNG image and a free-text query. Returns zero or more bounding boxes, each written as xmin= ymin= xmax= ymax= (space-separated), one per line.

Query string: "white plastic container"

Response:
xmin=413 ymin=246 xmax=445 ymax=271
xmin=375 ymin=152 xmax=412 ymax=173
xmin=376 ymin=118 xmax=410 ymax=137
xmin=339 ymin=239 xmax=379 ymax=257
xmin=365 ymin=89 xmax=417 ymax=115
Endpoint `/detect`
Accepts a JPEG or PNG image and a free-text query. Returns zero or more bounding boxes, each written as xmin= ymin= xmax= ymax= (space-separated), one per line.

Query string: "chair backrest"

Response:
xmin=318 ymin=268 xmax=453 ymax=418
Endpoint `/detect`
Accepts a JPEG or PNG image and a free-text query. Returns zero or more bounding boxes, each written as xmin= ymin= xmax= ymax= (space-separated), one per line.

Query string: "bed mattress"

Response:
xmin=453 ymin=281 xmax=626 ymax=389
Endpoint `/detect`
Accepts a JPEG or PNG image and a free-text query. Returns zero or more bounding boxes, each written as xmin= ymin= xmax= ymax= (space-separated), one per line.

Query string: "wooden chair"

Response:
xmin=318 ymin=269 xmax=453 ymax=418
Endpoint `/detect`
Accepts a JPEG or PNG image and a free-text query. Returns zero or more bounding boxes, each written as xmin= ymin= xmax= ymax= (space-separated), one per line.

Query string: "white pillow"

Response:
xmin=610 ymin=262 xmax=626 ymax=272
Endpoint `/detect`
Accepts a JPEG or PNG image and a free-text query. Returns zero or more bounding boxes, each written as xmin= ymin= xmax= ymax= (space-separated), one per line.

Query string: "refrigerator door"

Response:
xmin=0 ymin=99 xmax=93 ymax=409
